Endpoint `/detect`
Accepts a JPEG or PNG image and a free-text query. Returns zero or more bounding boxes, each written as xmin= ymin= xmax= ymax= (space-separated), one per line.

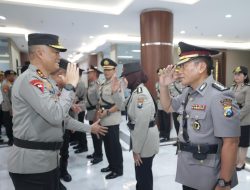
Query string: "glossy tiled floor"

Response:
xmin=1 ymin=118 xmax=250 ymax=190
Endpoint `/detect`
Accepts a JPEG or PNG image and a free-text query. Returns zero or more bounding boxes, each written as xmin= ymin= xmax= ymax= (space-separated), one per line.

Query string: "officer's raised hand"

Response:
xmin=63 ymin=63 xmax=79 ymax=88
xmin=158 ymin=65 xmax=177 ymax=87
xmin=90 ymin=119 xmax=108 ymax=138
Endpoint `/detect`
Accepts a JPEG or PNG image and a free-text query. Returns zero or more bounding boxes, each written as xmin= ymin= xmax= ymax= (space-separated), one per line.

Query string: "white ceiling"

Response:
xmin=0 ymin=0 xmax=250 ymax=62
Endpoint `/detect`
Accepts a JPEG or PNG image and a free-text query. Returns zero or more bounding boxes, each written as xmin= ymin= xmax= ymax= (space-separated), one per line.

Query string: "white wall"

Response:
xmin=9 ymin=39 xmax=21 ymax=72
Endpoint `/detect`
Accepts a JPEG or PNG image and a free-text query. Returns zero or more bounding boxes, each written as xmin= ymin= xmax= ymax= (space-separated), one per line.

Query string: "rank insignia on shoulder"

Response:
xmin=198 ymin=82 xmax=207 ymax=92
xmin=136 ymin=87 xmax=143 ymax=94
xmin=220 ymin=98 xmax=233 ymax=117
xmin=137 ymin=97 xmax=144 ymax=109
xmin=212 ymin=82 xmax=229 ymax=91
xmin=192 ymin=104 xmax=206 ymax=110
xmin=36 ymin=69 xmax=46 ymax=79
xmin=30 ymin=79 xmax=44 ymax=93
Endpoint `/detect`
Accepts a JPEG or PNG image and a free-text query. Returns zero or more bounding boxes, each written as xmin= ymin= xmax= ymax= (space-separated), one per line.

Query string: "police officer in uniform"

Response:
xmin=231 ymin=66 xmax=250 ymax=171
xmin=0 ymin=70 xmax=4 ymax=142
xmin=8 ymin=33 xmax=106 ymax=190
xmin=98 ymin=58 xmax=124 ymax=179
xmin=1 ymin=70 xmax=16 ymax=145
xmin=158 ymin=42 xmax=240 ymax=190
xmin=86 ymin=65 xmax=103 ymax=164
xmin=117 ymin=62 xmax=159 ymax=190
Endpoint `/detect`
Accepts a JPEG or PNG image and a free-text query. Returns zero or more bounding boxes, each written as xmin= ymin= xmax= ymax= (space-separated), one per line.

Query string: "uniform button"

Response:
xmin=195 ymin=115 xmax=199 ymax=119
xmin=189 ymin=97 xmax=193 ymax=101
xmin=186 ymin=115 xmax=190 ymax=118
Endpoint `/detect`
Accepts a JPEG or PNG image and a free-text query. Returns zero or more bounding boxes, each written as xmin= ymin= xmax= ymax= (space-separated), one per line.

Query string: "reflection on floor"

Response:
xmin=0 ymin=119 xmax=250 ymax=190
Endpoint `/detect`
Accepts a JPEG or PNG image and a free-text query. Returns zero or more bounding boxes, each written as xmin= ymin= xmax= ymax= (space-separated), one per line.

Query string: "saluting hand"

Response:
xmin=158 ymin=65 xmax=177 ymax=87
xmin=90 ymin=119 xmax=108 ymax=138
xmin=64 ymin=63 xmax=79 ymax=88
xmin=111 ymin=74 xmax=121 ymax=93
xmin=133 ymin=152 xmax=143 ymax=167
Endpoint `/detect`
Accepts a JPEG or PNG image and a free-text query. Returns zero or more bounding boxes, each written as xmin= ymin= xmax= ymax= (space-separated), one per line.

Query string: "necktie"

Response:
xmin=182 ymin=93 xmax=190 ymax=143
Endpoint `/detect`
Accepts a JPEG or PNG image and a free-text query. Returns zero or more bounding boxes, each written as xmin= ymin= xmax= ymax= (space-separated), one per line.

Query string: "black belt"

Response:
xmin=127 ymin=120 xmax=156 ymax=130
xmin=100 ymin=104 xmax=115 ymax=110
xmin=179 ymin=142 xmax=218 ymax=154
xmin=87 ymin=106 xmax=96 ymax=111
xmin=13 ymin=137 xmax=63 ymax=151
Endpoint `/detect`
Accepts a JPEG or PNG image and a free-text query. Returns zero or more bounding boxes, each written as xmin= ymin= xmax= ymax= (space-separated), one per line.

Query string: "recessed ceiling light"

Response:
xmin=0 ymin=16 xmax=6 ymax=20
xmin=89 ymin=36 xmax=94 ymax=39
xmin=225 ymin=14 xmax=232 ymax=18
xmin=103 ymin=25 xmax=109 ymax=28
xmin=217 ymin=34 xmax=223 ymax=37
xmin=117 ymin=55 xmax=133 ymax=59
xmin=180 ymin=30 xmax=186 ymax=34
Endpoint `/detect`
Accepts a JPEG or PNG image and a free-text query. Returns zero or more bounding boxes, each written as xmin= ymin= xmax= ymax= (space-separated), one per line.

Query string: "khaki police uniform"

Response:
xmin=86 ymin=80 xmax=103 ymax=159
xmin=98 ymin=58 xmax=124 ymax=178
xmin=1 ymin=78 xmax=13 ymax=144
xmin=8 ymin=64 xmax=92 ymax=174
xmin=231 ymin=83 xmax=250 ymax=147
xmin=127 ymin=84 xmax=159 ymax=157
xmin=172 ymin=75 xmax=240 ymax=190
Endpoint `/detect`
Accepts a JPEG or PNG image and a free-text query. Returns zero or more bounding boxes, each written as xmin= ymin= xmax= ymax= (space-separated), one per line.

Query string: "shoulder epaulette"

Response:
xmin=212 ymin=82 xmax=229 ymax=91
xmin=136 ymin=87 xmax=143 ymax=94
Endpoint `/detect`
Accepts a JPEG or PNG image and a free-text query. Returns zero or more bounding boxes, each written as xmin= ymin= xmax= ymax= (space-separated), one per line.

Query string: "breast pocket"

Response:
xmin=189 ymin=111 xmax=209 ymax=134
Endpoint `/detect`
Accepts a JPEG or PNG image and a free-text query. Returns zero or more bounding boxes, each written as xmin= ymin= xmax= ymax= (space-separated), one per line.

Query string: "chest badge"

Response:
xmin=192 ymin=104 xmax=206 ymax=110
xmin=192 ymin=120 xmax=201 ymax=131
xmin=220 ymin=98 xmax=234 ymax=117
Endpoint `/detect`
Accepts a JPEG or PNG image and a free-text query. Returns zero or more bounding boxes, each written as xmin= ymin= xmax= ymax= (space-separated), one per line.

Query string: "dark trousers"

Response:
xmin=59 ymin=129 xmax=71 ymax=174
xmin=0 ymin=106 xmax=3 ymax=135
xmin=74 ymin=111 xmax=87 ymax=148
xmin=9 ymin=168 xmax=61 ymax=190
xmin=183 ymin=185 xmax=197 ymax=190
xmin=103 ymin=124 xmax=123 ymax=174
xmin=2 ymin=111 xmax=13 ymax=142
xmin=172 ymin=112 xmax=180 ymax=135
xmin=89 ymin=121 xmax=103 ymax=158
xmin=158 ymin=110 xmax=171 ymax=139
xmin=135 ymin=155 xmax=155 ymax=190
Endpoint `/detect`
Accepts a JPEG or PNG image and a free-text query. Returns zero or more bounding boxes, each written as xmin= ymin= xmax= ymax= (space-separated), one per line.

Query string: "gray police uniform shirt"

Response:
xmin=171 ymin=75 xmax=240 ymax=190
xmin=8 ymin=65 xmax=91 ymax=174
xmin=99 ymin=79 xmax=124 ymax=126
xmin=75 ymin=80 xmax=86 ymax=112
xmin=127 ymin=84 xmax=159 ymax=157
xmin=231 ymin=84 xmax=250 ymax=126
xmin=1 ymin=79 xmax=12 ymax=112
xmin=155 ymin=82 xmax=163 ymax=110
xmin=86 ymin=80 xmax=100 ymax=121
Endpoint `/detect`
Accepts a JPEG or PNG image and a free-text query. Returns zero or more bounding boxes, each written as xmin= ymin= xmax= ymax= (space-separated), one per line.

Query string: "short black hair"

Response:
xmin=195 ymin=57 xmax=213 ymax=75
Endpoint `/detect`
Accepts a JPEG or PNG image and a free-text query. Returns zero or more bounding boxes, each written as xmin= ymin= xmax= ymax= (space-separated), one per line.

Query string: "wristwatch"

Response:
xmin=217 ymin=178 xmax=231 ymax=187
xmin=64 ymin=84 xmax=75 ymax=92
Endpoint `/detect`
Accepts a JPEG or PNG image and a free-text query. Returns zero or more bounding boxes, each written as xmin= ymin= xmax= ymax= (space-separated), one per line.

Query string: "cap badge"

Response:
xmin=235 ymin=67 xmax=241 ymax=73
xmin=177 ymin=46 xmax=181 ymax=56
xmin=104 ymin=60 xmax=109 ymax=65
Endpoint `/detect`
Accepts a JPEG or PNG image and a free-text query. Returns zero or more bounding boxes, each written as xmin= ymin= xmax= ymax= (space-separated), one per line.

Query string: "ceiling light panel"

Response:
xmin=159 ymin=0 xmax=200 ymax=5
xmin=1 ymin=0 xmax=134 ymax=15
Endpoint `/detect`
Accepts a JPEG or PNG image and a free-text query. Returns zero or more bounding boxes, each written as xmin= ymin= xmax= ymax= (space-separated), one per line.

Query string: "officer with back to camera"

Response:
xmin=158 ymin=42 xmax=240 ymax=190
xmin=8 ymin=33 xmax=106 ymax=190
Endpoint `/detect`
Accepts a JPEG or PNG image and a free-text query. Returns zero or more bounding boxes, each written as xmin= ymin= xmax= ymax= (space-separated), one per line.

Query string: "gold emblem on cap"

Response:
xmin=192 ymin=120 xmax=201 ymax=131
xmin=235 ymin=67 xmax=241 ymax=73
xmin=104 ymin=60 xmax=109 ymax=65
xmin=177 ymin=46 xmax=181 ymax=56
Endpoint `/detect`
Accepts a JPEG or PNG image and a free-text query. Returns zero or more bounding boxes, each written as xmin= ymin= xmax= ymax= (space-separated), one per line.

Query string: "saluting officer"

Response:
xmin=118 ymin=62 xmax=159 ymax=190
xmin=98 ymin=58 xmax=124 ymax=179
xmin=8 ymin=33 xmax=106 ymax=190
xmin=86 ymin=65 xmax=103 ymax=164
xmin=158 ymin=42 xmax=240 ymax=190
xmin=231 ymin=66 xmax=250 ymax=171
